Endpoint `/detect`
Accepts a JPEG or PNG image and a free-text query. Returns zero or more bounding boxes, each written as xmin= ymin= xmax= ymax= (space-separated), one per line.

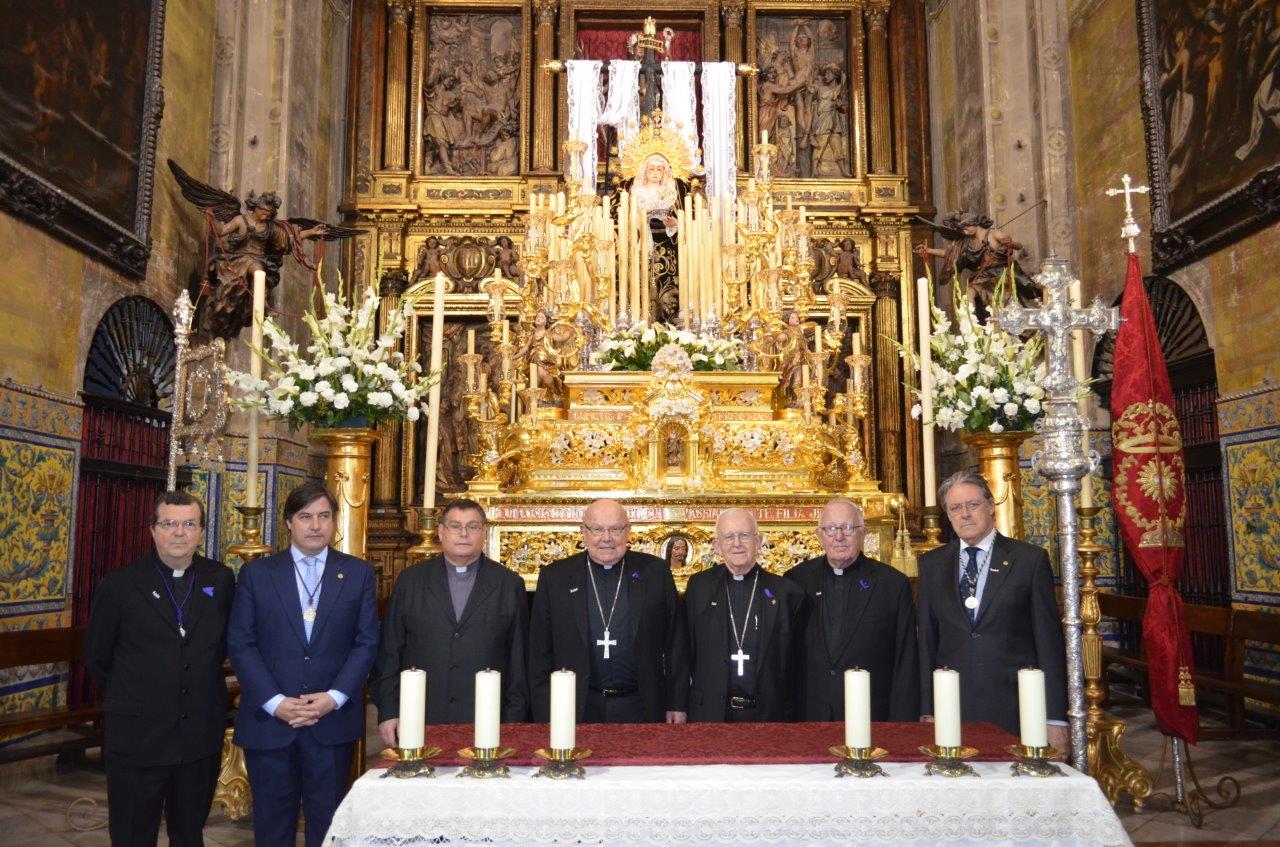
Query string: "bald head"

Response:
xmin=817 ymin=498 xmax=867 ymax=569
xmin=714 ymin=508 xmax=762 ymax=575
xmin=581 ymin=498 xmax=631 ymax=566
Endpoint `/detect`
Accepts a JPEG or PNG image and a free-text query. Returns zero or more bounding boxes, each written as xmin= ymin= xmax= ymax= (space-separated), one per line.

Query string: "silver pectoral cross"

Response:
xmin=731 ymin=648 xmax=750 ymax=676
xmin=597 ymin=628 xmax=617 ymax=659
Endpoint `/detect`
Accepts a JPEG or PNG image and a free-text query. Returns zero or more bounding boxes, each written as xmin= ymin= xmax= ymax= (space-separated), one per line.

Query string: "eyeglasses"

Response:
xmin=155 ymin=520 xmax=201 ymax=533
xmin=946 ymin=500 xmax=989 ymax=515
xmin=716 ymin=532 xmax=758 ymax=545
xmin=819 ymin=523 xmax=865 ymax=537
xmin=443 ymin=521 xmax=484 ymax=535
xmin=583 ymin=524 xmax=629 ymax=538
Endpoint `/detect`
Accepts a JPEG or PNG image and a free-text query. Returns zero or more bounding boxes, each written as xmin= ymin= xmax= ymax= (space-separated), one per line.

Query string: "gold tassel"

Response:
xmin=889 ymin=503 xmax=918 ymax=578
xmin=1178 ymin=665 xmax=1196 ymax=706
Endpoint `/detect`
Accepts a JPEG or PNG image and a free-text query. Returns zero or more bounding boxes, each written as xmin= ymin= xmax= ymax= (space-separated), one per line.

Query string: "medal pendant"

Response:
xmin=964 ymin=595 xmax=979 ymax=610
xmin=178 ymin=625 xmax=187 ymax=638
xmin=304 ymin=607 xmax=317 ymax=622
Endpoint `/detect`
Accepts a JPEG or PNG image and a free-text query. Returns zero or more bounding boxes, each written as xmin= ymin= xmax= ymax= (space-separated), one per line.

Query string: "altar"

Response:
xmin=324 ymin=723 xmax=1131 ymax=847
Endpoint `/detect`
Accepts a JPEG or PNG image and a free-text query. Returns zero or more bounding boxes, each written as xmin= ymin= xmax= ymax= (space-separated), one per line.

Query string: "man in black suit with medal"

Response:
xmin=374 ymin=498 xmax=528 ymax=745
xmin=785 ymin=498 xmax=919 ymax=721
xmin=685 ymin=508 xmax=804 ymax=722
xmin=528 ymin=498 xmax=688 ymax=723
xmin=84 ymin=490 xmax=235 ymax=847
xmin=917 ymin=470 xmax=1068 ymax=747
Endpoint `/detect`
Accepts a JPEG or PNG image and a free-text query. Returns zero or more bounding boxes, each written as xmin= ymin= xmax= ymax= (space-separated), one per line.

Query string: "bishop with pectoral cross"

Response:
xmin=684 ymin=508 xmax=805 ymax=723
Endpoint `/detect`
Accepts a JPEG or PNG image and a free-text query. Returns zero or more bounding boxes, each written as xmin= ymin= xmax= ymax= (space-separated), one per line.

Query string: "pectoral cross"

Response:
xmin=597 ymin=629 xmax=617 ymax=659
xmin=731 ymin=648 xmax=750 ymax=676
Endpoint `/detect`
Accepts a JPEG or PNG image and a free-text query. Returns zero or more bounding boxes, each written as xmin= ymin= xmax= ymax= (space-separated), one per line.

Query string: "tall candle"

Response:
xmin=465 ymin=329 xmax=477 ymax=390
xmin=844 ymin=668 xmax=871 ymax=749
xmin=933 ymin=668 xmax=962 ymax=748
xmin=474 ymin=669 xmax=502 ymax=749
xmin=1017 ymin=668 xmax=1049 ymax=749
xmin=618 ymin=190 xmax=630 ymax=318
xmin=398 ymin=668 xmax=426 ymax=749
xmin=1069 ymin=280 xmax=1094 ymax=508
xmin=550 ymin=669 xmax=576 ymax=750
xmin=246 ymin=270 xmax=266 ymax=508
xmin=916 ymin=277 xmax=938 ymax=507
xmin=851 ymin=331 xmax=862 ymax=359
xmin=422 ymin=274 xmax=447 ymax=509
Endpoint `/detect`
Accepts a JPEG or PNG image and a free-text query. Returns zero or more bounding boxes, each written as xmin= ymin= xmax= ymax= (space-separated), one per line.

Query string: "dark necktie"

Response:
xmin=961 ymin=546 xmax=980 ymax=624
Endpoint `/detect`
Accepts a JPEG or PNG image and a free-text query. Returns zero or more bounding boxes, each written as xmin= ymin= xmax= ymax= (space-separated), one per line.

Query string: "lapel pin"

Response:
xmin=569 ymin=586 xmax=579 ymax=593
xmin=763 ymin=587 xmax=774 ymax=600
xmin=631 ymin=571 xmax=640 ymax=581
xmin=202 ymin=586 xmax=215 ymax=597
xmin=815 ymin=591 xmax=823 ymax=596
xmin=859 ymin=578 xmax=871 ymax=590
xmin=710 ymin=600 xmax=718 ymax=606
xmin=151 ymin=590 xmax=161 ymax=599
xmin=337 ymin=572 xmax=345 ymax=580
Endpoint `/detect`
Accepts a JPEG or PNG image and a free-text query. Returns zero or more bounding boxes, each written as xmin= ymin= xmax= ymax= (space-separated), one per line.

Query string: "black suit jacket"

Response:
xmin=684 ymin=565 xmax=804 ymax=722
xmin=528 ymin=550 xmax=688 ymax=722
xmin=83 ymin=553 xmax=236 ymax=766
xmin=373 ymin=554 xmax=529 ymax=724
xmin=917 ymin=534 xmax=1068 ymax=734
xmin=784 ymin=554 xmax=920 ymax=721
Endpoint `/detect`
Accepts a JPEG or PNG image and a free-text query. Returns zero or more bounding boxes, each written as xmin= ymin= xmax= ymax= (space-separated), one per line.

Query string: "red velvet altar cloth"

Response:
xmin=378 ymin=722 xmax=1020 ymax=769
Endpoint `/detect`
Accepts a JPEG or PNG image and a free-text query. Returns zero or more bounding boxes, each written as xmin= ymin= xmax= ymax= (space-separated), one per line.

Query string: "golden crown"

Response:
xmin=617 ymin=111 xmax=701 ymax=182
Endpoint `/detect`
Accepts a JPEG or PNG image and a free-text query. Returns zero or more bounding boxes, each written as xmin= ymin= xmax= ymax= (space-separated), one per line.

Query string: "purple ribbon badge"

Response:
xmin=631 ymin=571 xmax=640 ymax=581
xmin=763 ymin=587 xmax=774 ymax=600
xmin=859 ymin=579 xmax=871 ymax=591
xmin=202 ymin=586 xmax=215 ymax=597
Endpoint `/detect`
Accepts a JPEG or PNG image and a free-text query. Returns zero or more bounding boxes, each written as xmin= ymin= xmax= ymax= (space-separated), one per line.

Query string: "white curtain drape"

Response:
xmin=565 ymin=59 xmax=603 ymax=194
xmin=660 ymin=61 xmax=699 ymax=163
xmin=598 ymin=60 xmax=641 ymax=149
xmin=700 ymin=61 xmax=738 ymax=211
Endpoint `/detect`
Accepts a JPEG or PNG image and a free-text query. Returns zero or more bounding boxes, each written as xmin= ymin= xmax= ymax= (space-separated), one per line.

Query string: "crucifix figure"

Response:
xmin=730 ymin=647 xmax=750 ymax=677
xmin=597 ymin=629 xmax=618 ymax=659
xmin=630 ymin=17 xmax=670 ymax=119
xmin=1104 ymin=173 xmax=1150 ymax=254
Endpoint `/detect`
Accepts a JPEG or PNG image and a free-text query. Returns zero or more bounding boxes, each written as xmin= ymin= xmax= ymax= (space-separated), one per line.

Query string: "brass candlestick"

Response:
xmin=829 ymin=745 xmax=888 ymax=779
xmin=920 ymin=506 xmax=943 ymax=547
xmin=227 ymin=505 xmax=272 ymax=564
xmin=919 ymin=744 xmax=979 ymax=778
xmin=1006 ymin=744 xmax=1066 ymax=778
xmin=405 ymin=507 xmax=441 ymax=562
xmin=457 ymin=746 xmax=516 ymax=779
xmin=533 ymin=747 xmax=592 ymax=779
xmin=380 ymin=745 xmax=442 ymax=779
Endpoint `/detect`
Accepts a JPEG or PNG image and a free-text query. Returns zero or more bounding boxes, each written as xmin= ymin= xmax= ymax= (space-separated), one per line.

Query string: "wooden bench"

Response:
xmin=0 ymin=627 xmax=102 ymax=764
xmin=1099 ymin=593 xmax=1280 ymax=739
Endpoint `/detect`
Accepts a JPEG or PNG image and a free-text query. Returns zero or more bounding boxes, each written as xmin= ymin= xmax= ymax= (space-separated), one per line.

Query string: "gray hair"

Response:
xmin=937 ymin=470 xmax=995 ymax=506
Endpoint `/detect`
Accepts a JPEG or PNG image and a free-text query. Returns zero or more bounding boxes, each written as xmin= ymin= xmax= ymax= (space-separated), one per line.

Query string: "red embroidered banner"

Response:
xmin=1109 ymin=252 xmax=1199 ymax=743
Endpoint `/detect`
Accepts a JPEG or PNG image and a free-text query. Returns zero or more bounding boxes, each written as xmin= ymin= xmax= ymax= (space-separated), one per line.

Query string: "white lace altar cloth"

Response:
xmin=325 ymin=762 xmax=1131 ymax=847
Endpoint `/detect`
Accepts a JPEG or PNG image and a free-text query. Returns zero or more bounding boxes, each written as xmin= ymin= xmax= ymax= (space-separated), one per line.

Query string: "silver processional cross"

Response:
xmin=731 ymin=648 xmax=750 ymax=676
xmin=998 ymin=257 xmax=1120 ymax=776
xmin=597 ymin=629 xmax=617 ymax=659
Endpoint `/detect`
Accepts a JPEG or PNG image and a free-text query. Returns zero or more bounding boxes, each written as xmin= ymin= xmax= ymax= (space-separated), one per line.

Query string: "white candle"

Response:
xmin=916 ymin=277 xmax=937 ymax=507
xmin=844 ymin=668 xmax=871 ymax=749
xmin=246 ymin=270 xmax=266 ymax=508
xmin=851 ymin=331 xmax=862 ymax=359
xmin=398 ymin=668 xmax=426 ymax=749
xmin=1017 ymin=668 xmax=1049 ymax=749
xmin=550 ymin=669 xmax=576 ymax=750
xmin=465 ymin=328 xmax=477 ymax=390
xmin=1069 ymin=281 xmax=1094 ymax=508
xmin=933 ymin=668 xmax=962 ymax=748
xmin=474 ymin=669 xmax=502 ymax=749
xmin=422 ymin=274 xmax=447 ymax=509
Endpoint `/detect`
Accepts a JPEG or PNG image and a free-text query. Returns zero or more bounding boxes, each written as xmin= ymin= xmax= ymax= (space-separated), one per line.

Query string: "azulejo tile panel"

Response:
xmin=0 ymin=384 xmax=81 ymax=440
xmin=1223 ymin=436 xmax=1280 ymax=605
xmin=1218 ymin=388 xmax=1280 ymax=436
xmin=0 ymin=433 xmax=76 ymax=611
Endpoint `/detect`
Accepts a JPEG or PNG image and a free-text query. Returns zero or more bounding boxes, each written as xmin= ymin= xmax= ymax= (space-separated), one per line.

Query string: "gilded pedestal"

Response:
xmin=313 ymin=427 xmax=378 ymax=559
xmin=212 ymin=727 xmax=251 ymax=820
xmin=960 ymin=430 xmax=1034 ymax=539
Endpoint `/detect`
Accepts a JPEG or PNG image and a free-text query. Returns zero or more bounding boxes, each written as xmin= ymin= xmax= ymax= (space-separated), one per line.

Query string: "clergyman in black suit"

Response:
xmin=784 ymin=498 xmax=919 ymax=721
xmin=684 ymin=508 xmax=804 ymax=722
xmin=84 ymin=490 xmax=235 ymax=847
xmin=528 ymin=498 xmax=688 ymax=724
xmin=918 ymin=470 xmax=1068 ymax=748
xmin=374 ymin=498 xmax=529 ymax=746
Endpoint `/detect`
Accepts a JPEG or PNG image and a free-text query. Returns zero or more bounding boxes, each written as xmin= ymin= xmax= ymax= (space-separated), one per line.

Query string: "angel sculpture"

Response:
xmin=913 ymin=210 xmax=1041 ymax=321
xmin=168 ymin=160 xmax=360 ymax=338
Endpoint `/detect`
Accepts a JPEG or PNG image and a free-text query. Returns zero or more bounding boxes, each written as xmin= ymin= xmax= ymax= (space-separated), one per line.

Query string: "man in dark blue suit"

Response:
xmin=228 ymin=482 xmax=379 ymax=847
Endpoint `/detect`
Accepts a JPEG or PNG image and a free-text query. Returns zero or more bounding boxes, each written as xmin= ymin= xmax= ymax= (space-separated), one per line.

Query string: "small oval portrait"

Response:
xmin=663 ymin=534 xmax=691 ymax=570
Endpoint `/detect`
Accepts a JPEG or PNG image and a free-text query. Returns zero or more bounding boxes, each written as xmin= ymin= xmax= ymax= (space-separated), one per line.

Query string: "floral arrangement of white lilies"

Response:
xmin=905 ymin=280 xmax=1046 ymax=435
xmin=592 ymin=321 xmax=743 ymax=372
xmin=227 ymin=285 xmax=436 ymax=429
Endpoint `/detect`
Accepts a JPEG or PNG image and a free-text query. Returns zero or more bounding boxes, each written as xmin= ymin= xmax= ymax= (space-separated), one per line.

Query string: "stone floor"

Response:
xmin=0 ymin=705 xmax=1276 ymax=845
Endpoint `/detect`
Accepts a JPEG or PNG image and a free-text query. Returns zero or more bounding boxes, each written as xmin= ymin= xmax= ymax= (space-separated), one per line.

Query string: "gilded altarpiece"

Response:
xmin=343 ymin=0 xmax=933 ymax=585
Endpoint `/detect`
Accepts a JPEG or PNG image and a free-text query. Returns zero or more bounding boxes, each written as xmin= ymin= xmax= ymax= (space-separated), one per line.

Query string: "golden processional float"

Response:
xmin=399 ymin=139 xmax=906 ymax=586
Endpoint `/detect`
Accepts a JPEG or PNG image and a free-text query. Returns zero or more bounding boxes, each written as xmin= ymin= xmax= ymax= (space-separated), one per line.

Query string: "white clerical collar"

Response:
xmin=172 ymin=568 xmax=186 ymax=577
xmin=832 ymin=568 xmax=844 ymax=576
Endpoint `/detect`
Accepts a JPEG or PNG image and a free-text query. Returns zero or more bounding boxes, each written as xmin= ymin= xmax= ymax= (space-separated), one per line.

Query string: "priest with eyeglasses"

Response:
xmin=528 ymin=498 xmax=689 ymax=723
xmin=685 ymin=508 xmax=804 ymax=722
xmin=784 ymin=498 xmax=920 ymax=721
